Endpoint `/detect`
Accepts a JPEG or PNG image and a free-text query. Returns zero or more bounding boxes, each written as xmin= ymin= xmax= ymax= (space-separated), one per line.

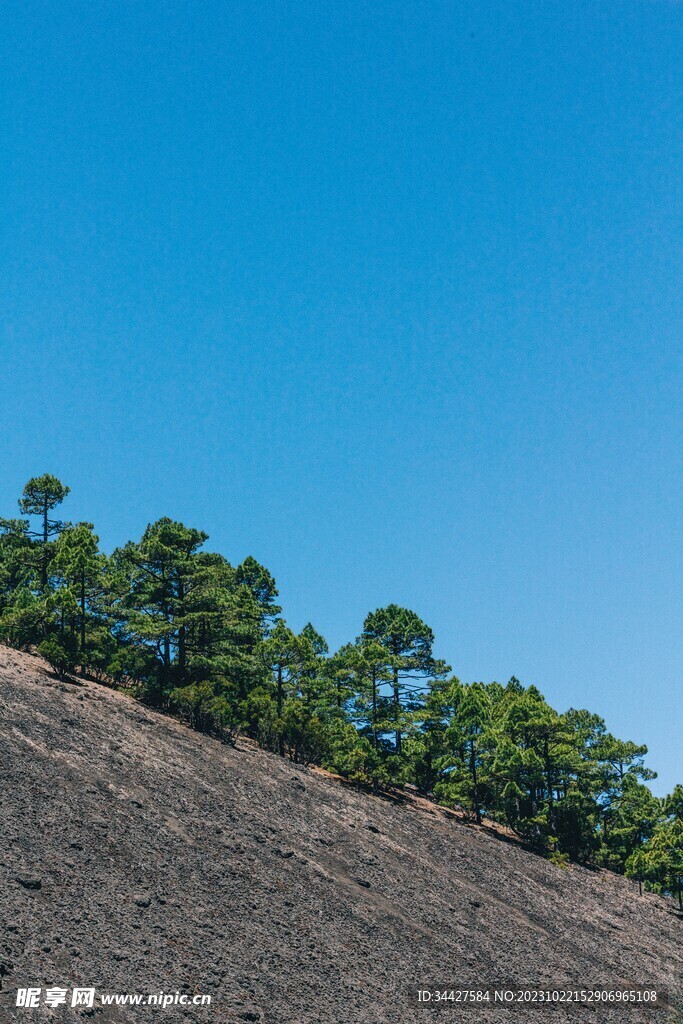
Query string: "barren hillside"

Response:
xmin=0 ymin=646 xmax=680 ymax=1023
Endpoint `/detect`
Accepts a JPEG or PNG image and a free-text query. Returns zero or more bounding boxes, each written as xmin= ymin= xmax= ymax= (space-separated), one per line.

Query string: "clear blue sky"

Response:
xmin=1 ymin=2 xmax=680 ymax=793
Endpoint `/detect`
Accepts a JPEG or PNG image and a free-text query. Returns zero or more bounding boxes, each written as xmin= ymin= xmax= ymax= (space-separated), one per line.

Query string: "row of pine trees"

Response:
xmin=1 ymin=474 xmax=681 ymax=903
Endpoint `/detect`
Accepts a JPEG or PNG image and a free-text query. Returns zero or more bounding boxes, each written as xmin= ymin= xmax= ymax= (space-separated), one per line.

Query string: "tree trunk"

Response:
xmin=544 ymin=738 xmax=553 ymax=810
xmin=470 ymin=741 xmax=482 ymax=825
xmin=161 ymin=565 xmax=171 ymax=698
xmin=424 ymin=749 xmax=433 ymax=793
xmin=276 ymin=664 xmax=284 ymax=756
xmin=393 ymin=665 xmax=401 ymax=753
xmin=177 ymin=579 xmax=186 ymax=685
xmin=80 ymin=574 xmax=87 ymax=668
xmin=41 ymin=497 xmax=49 ymax=590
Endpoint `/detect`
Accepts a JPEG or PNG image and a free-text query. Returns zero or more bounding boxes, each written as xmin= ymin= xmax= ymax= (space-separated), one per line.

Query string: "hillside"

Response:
xmin=0 ymin=646 xmax=680 ymax=1024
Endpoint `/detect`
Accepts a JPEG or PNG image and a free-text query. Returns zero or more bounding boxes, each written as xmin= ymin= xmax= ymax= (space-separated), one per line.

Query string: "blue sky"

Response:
xmin=1 ymin=2 xmax=681 ymax=793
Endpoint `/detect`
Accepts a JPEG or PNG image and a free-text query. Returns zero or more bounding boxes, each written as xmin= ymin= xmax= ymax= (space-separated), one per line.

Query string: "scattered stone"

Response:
xmin=15 ymin=875 xmax=41 ymax=890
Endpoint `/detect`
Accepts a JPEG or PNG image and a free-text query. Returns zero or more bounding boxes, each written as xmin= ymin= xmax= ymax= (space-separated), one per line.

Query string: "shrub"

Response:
xmin=37 ymin=635 xmax=77 ymax=680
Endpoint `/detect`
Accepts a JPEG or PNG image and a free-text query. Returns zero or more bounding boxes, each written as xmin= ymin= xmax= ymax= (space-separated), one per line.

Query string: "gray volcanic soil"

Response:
xmin=0 ymin=646 xmax=680 ymax=1024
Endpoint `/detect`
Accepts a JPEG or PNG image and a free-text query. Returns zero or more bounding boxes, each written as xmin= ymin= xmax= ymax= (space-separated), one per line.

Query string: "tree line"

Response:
xmin=1 ymin=474 xmax=681 ymax=904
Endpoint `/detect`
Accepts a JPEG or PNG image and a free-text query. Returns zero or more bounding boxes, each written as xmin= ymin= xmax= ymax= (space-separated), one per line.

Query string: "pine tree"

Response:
xmin=599 ymin=775 xmax=662 ymax=872
xmin=52 ymin=522 xmax=104 ymax=668
xmin=235 ymin=556 xmax=281 ymax=633
xmin=111 ymin=518 xmax=208 ymax=704
xmin=490 ymin=684 xmax=584 ymax=850
xmin=639 ymin=819 xmax=683 ymax=909
xmin=361 ymin=605 xmax=448 ymax=753
xmin=0 ymin=518 xmax=42 ymax=646
xmin=18 ymin=474 xmax=70 ymax=590
xmin=436 ymin=681 xmax=492 ymax=824
xmin=339 ymin=640 xmax=393 ymax=750
xmin=663 ymin=784 xmax=683 ymax=822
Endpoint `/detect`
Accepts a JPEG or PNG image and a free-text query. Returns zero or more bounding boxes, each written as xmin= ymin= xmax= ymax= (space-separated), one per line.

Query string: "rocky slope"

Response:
xmin=0 ymin=645 xmax=680 ymax=1023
